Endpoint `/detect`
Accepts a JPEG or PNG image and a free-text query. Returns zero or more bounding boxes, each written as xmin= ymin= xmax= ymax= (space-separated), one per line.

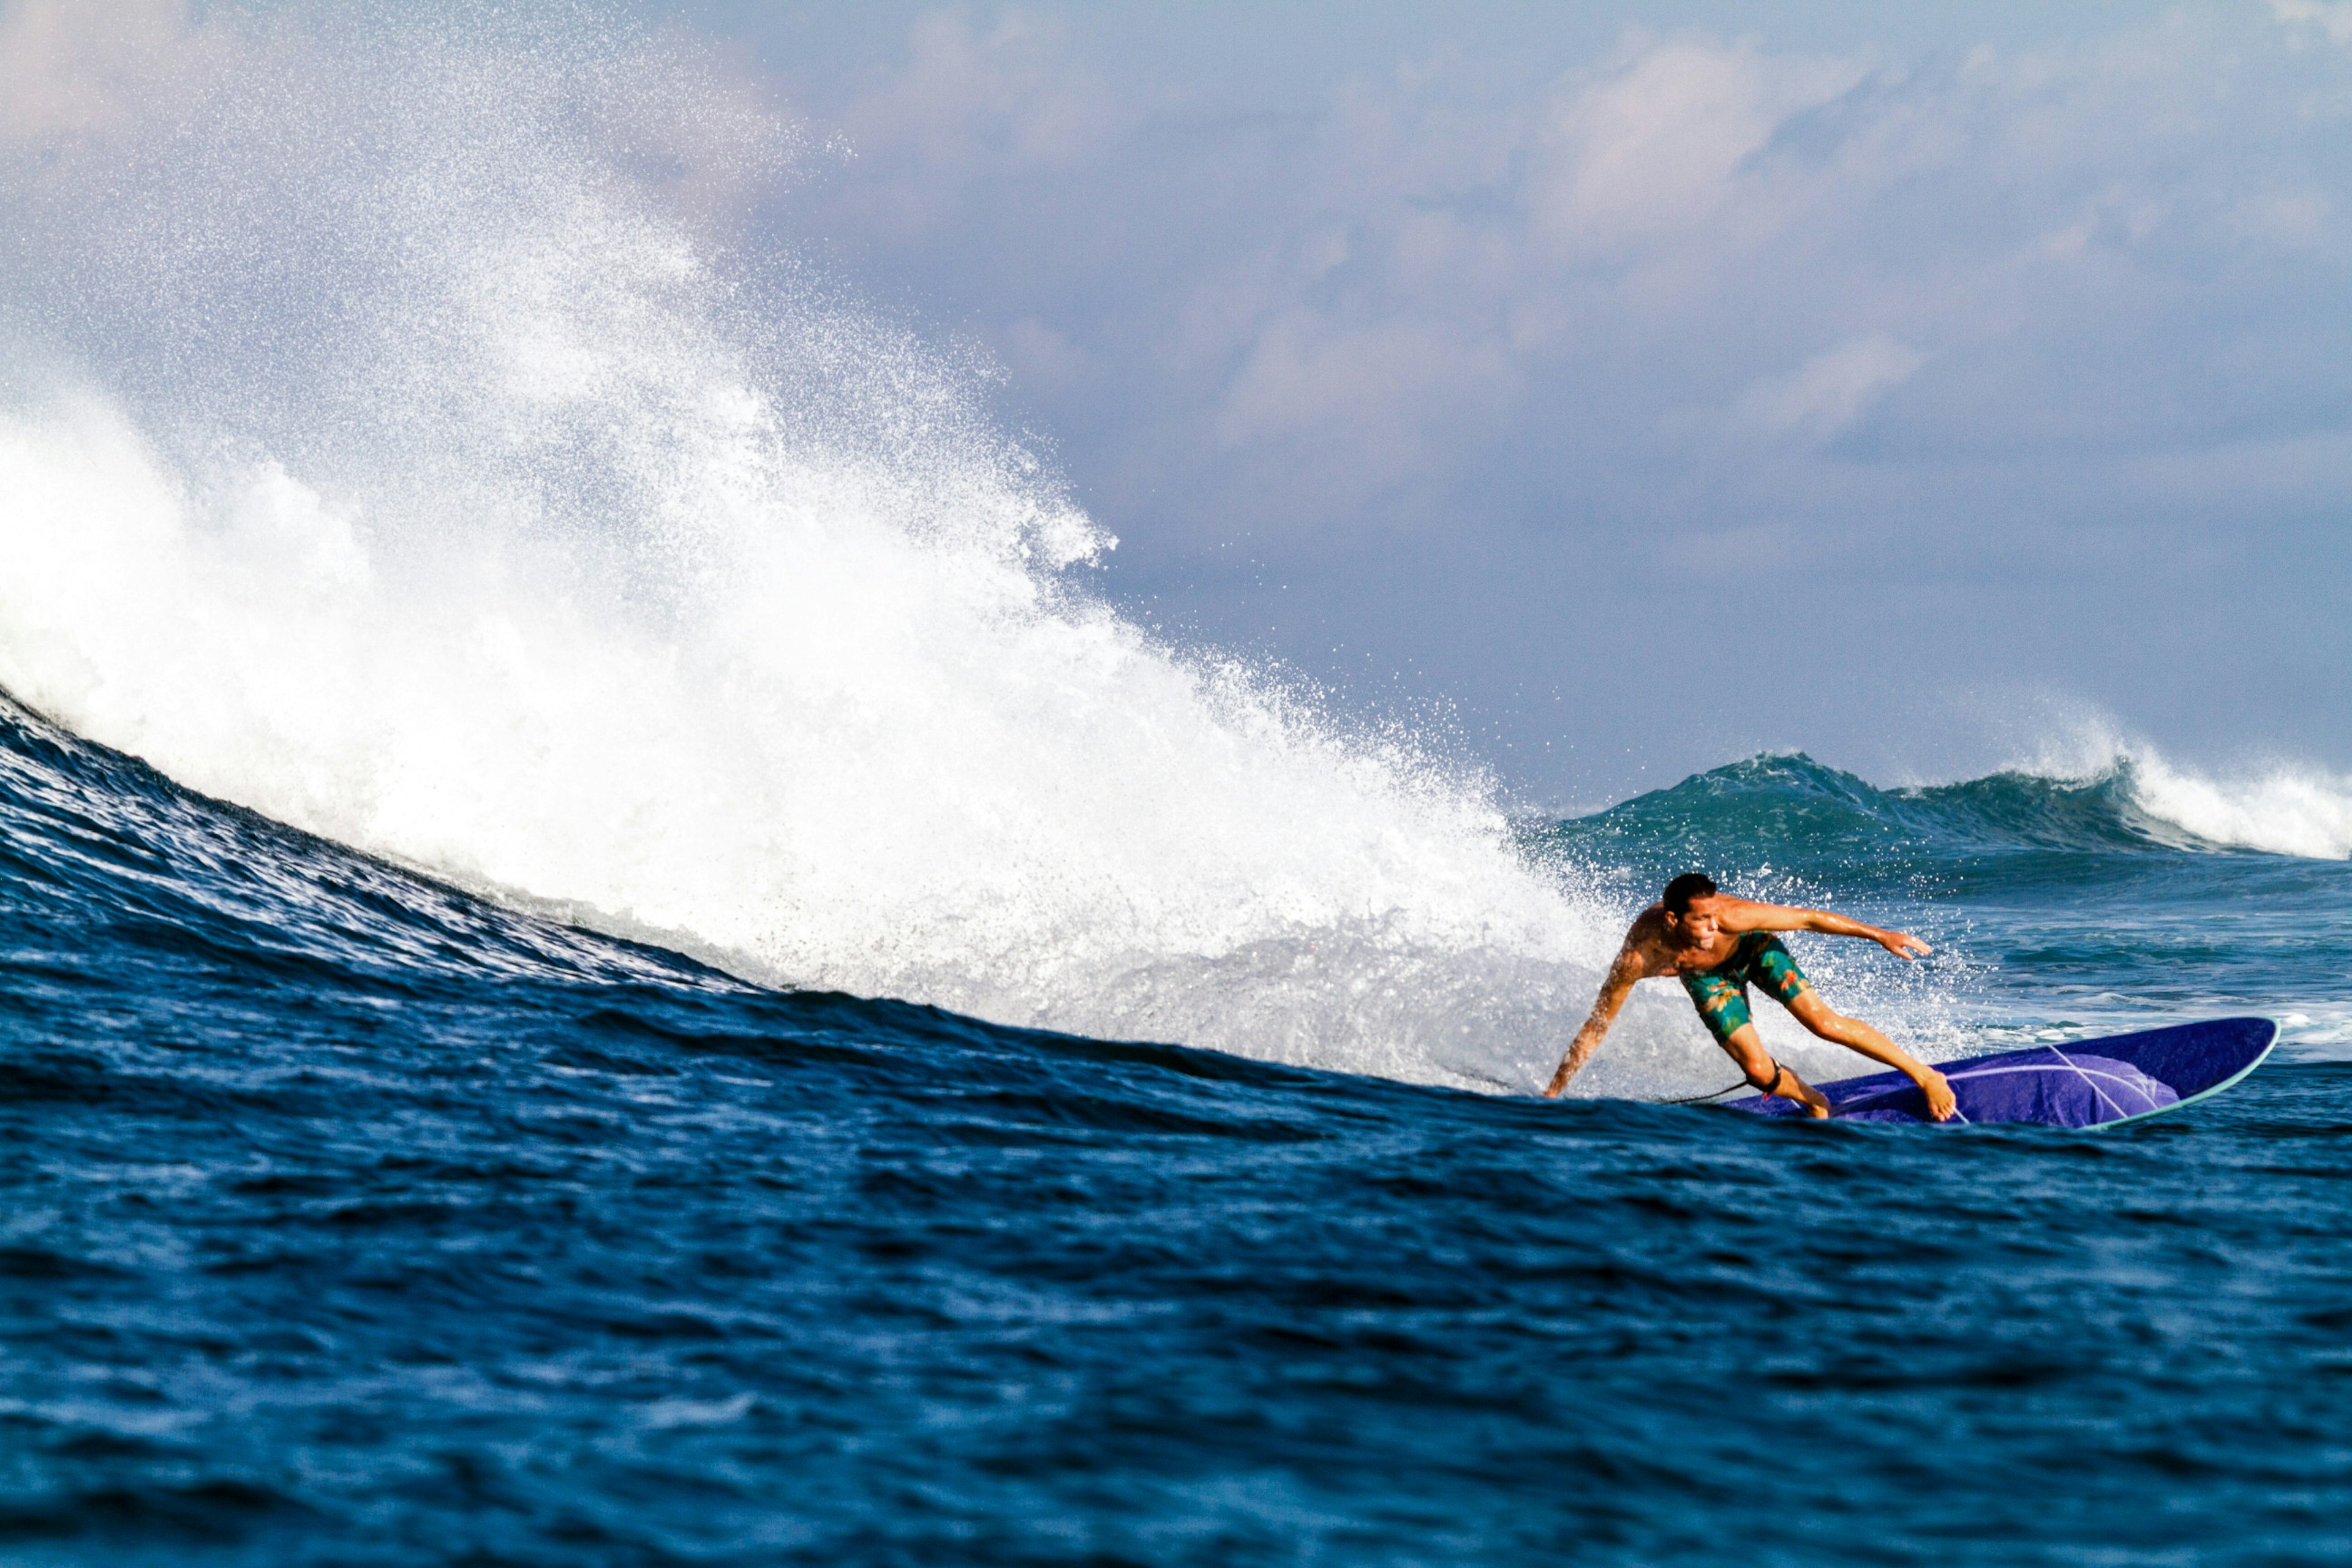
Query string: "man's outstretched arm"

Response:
xmin=1714 ymin=899 xmax=1932 ymax=960
xmin=1544 ymin=946 xmax=1646 ymax=1098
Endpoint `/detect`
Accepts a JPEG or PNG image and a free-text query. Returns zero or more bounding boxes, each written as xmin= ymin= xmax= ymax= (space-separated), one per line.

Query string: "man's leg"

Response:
xmin=1784 ymin=987 xmax=1907 ymax=1059
xmin=1720 ymin=1022 xmax=1831 ymax=1118
xmin=1785 ymin=990 xmax=1957 ymax=1120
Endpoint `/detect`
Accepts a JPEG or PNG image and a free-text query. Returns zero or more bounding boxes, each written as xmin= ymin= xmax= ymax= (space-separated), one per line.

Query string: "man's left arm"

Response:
xmin=1717 ymin=900 xmax=1932 ymax=960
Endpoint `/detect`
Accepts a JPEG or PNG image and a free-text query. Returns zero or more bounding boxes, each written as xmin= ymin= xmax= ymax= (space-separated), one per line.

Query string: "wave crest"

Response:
xmin=1545 ymin=748 xmax=2352 ymax=865
xmin=0 ymin=9 xmax=1623 ymax=1095
xmin=2126 ymin=753 xmax=2352 ymax=859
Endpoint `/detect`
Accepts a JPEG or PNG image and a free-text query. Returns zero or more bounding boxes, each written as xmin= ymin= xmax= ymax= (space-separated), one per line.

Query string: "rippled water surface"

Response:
xmin=9 ymin=11 xmax=2352 ymax=1558
xmin=6 ymin=707 xmax=2352 ymax=1565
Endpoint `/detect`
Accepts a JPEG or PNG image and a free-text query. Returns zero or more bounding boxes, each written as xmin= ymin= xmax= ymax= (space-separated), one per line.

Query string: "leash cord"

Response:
xmin=1657 ymin=1079 xmax=1748 ymax=1106
xmin=1659 ymin=1060 xmax=1785 ymax=1106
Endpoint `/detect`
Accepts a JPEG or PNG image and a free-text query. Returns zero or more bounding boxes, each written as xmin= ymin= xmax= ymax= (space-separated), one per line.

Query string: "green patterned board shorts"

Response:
xmin=1681 ymin=932 xmax=1813 ymax=1046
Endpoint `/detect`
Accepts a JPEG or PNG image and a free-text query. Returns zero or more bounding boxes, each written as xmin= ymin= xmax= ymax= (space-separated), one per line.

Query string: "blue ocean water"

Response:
xmin=7 ymin=699 xmax=2352 ymax=1566
xmin=8 ymin=15 xmax=2352 ymax=1559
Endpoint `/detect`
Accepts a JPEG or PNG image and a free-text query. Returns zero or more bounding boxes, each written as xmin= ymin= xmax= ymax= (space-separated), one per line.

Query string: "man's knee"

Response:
xmin=1721 ymin=1027 xmax=1773 ymax=1077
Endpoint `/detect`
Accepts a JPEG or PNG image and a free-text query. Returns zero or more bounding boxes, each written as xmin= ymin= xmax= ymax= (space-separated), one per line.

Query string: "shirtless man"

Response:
xmin=1544 ymin=872 xmax=1958 ymax=1120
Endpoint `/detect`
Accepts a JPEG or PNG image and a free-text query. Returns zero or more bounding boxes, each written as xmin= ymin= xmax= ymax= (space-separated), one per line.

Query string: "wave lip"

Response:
xmin=2125 ymin=752 xmax=2352 ymax=860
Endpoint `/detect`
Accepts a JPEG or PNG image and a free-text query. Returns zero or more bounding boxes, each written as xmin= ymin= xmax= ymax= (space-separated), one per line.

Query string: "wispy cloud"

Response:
xmin=790 ymin=12 xmax=2352 ymax=520
xmin=2273 ymin=0 xmax=2352 ymax=45
xmin=0 ymin=0 xmax=225 ymax=157
xmin=1733 ymin=334 xmax=1926 ymax=442
xmin=819 ymin=10 xmax=1123 ymax=238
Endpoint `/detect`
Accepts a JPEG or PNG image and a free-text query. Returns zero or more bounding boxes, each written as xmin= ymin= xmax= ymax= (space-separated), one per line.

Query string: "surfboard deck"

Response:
xmin=1730 ymin=1017 xmax=2277 ymax=1128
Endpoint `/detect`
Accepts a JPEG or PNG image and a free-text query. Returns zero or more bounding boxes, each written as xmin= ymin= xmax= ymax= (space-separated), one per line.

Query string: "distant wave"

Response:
xmin=1540 ymin=750 xmax=2352 ymax=869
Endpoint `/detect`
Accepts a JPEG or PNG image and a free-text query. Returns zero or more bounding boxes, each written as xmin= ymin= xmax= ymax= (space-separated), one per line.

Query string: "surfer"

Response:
xmin=1544 ymin=873 xmax=1958 ymax=1120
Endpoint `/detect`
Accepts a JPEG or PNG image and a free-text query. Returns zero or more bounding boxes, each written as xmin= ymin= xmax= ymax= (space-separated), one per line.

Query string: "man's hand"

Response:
xmin=1875 ymin=929 xmax=1932 ymax=961
xmin=1917 ymin=1068 xmax=1957 ymax=1121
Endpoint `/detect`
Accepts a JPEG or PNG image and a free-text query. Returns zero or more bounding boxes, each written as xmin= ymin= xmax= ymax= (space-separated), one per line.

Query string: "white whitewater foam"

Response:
xmin=0 ymin=393 xmax=1634 ymax=1090
xmin=2128 ymin=753 xmax=2352 ymax=859
xmin=2007 ymin=721 xmax=2352 ymax=859
xmin=0 ymin=10 xmax=1694 ymax=1096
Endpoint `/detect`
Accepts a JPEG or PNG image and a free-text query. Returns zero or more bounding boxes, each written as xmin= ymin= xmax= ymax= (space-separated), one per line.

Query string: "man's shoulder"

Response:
xmin=1621 ymin=905 xmax=1670 ymax=951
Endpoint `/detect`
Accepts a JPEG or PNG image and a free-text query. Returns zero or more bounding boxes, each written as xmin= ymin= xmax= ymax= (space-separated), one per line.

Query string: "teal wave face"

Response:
xmin=1546 ymin=752 xmax=2212 ymax=859
xmin=1528 ymin=752 xmax=2232 ymax=896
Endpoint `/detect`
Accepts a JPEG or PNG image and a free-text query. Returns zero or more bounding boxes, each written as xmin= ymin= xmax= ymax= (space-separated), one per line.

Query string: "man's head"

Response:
xmin=1661 ymin=872 xmax=1721 ymax=940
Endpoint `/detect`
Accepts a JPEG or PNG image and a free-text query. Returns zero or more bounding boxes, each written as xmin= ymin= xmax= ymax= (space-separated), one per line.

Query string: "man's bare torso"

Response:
xmin=1623 ymin=903 xmax=1746 ymax=978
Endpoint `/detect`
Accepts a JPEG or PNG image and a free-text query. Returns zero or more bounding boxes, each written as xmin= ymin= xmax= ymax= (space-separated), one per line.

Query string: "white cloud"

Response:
xmin=1178 ymin=18 xmax=2351 ymax=495
xmin=753 ymin=6 xmax=2352 ymax=570
xmin=1215 ymin=312 xmax=1513 ymax=464
xmin=1734 ymin=334 xmax=1928 ymax=441
xmin=824 ymin=9 xmax=1120 ymax=236
xmin=854 ymin=10 xmax=1114 ymax=168
xmin=1526 ymin=37 xmax=1860 ymax=260
xmin=997 ymin=316 xmax=1088 ymax=388
xmin=2273 ymin=0 xmax=2352 ymax=46
xmin=1134 ymin=35 xmax=1904 ymax=483
xmin=0 ymin=0 xmax=226 ymax=155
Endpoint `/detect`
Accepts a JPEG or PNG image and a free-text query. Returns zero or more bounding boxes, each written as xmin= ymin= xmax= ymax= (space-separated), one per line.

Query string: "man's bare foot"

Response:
xmin=1766 ymin=1072 xmax=1832 ymax=1118
xmin=1917 ymin=1069 xmax=1957 ymax=1121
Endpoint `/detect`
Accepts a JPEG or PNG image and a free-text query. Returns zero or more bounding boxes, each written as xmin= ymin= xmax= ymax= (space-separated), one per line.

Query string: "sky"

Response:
xmin=4 ymin=1 xmax=2350 ymax=810
xmin=660 ymin=0 xmax=2352 ymax=805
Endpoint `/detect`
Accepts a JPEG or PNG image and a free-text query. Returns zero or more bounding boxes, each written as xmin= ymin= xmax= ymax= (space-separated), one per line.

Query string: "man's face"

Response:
xmin=1665 ymin=897 xmax=1722 ymax=944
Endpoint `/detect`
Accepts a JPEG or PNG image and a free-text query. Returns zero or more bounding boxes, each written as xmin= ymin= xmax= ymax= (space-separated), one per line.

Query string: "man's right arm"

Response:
xmin=1544 ymin=944 xmax=1649 ymax=1098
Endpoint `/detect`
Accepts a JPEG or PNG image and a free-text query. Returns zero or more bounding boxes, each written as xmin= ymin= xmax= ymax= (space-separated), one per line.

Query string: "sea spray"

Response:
xmin=0 ymin=6 xmax=1642 ymax=1094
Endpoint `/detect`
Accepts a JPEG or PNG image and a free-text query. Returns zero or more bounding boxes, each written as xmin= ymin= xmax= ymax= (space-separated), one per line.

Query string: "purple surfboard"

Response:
xmin=1731 ymin=1017 xmax=2277 ymax=1128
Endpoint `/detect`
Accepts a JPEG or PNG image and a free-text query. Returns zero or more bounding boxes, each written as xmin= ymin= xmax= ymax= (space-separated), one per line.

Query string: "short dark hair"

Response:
xmin=1662 ymin=872 xmax=1719 ymax=916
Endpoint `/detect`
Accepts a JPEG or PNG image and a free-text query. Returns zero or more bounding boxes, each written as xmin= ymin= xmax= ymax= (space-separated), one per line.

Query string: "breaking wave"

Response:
xmin=0 ymin=5 xmax=1617 ymax=1095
